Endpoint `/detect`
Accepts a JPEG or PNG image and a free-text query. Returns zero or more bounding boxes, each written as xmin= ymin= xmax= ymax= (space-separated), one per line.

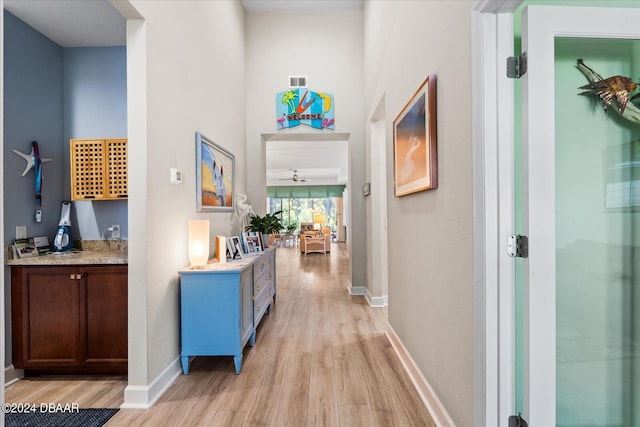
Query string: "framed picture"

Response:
xmin=242 ymin=231 xmax=263 ymax=253
xmin=393 ymin=74 xmax=437 ymax=197
xmin=196 ymin=132 xmax=235 ymax=212
xmin=229 ymin=236 xmax=243 ymax=259
xmin=363 ymin=182 xmax=371 ymax=197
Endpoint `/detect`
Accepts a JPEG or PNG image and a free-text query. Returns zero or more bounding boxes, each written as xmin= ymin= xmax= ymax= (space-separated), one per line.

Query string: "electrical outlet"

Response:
xmin=111 ymin=225 xmax=120 ymax=240
xmin=16 ymin=226 xmax=27 ymax=239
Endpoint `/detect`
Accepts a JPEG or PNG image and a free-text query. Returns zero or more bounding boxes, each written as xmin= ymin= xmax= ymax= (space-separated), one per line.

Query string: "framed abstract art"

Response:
xmin=393 ymin=74 xmax=437 ymax=197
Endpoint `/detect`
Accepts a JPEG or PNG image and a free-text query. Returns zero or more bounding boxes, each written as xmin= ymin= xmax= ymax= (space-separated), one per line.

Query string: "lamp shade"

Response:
xmin=188 ymin=220 xmax=209 ymax=267
xmin=313 ymin=213 xmax=327 ymax=225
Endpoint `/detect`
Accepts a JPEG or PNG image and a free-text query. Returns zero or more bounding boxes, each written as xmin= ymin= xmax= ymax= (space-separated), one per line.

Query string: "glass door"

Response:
xmin=521 ymin=5 xmax=640 ymax=425
xmin=555 ymin=36 xmax=640 ymax=427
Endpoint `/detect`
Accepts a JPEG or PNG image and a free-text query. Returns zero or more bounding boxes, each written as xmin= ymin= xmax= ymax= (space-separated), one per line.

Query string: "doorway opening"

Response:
xmin=265 ymin=139 xmax=349 ymax=246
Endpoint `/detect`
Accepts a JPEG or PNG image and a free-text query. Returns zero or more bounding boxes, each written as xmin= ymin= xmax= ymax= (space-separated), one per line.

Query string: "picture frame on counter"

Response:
xmin=242 ymin=231 xmax=262 ymax=253
xmin=228 ymin=236 xmax=243 ymax=259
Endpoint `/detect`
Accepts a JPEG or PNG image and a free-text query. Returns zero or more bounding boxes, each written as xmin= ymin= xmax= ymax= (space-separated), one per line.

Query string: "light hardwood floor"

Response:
xmin=6 ymin=243 xmax=435 ymax=426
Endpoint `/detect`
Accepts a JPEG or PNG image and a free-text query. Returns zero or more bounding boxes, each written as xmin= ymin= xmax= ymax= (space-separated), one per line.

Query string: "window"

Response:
xmin=267 ymin=197 xmax=339 ymax=231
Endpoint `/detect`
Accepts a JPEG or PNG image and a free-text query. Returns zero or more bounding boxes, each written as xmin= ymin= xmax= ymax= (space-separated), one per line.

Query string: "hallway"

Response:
xmin=6 ymin=244 xmax=434 ymax=426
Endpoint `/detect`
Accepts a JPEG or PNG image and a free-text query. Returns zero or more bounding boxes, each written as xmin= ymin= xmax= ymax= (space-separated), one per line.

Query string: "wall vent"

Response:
xmin=289 ymin=76 xmax=307 ymax=88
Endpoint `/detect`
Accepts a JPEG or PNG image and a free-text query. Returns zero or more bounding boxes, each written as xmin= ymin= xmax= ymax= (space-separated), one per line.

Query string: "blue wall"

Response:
xmin=4 ymin=12 xmax=127 ymax=244
xmin=3 ymin=11 xmax=65 ymax=244
xmin=63 ymin=47 xmax=128 ymax=240
xmin=63 ymin=47 xmax=127 ymax=139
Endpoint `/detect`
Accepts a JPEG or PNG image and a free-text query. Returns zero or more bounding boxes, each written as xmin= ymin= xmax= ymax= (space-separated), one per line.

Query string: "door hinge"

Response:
xmin=508 ymin=234 xmax=528 ymax=258
xmin=507 ymin=52 xmax=527 ymax=79
xmin=508 ymin=413 xmax=529 ymax=427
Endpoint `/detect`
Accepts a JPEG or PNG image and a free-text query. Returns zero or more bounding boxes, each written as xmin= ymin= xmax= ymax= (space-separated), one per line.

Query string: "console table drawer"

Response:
xmin=254 ymin=287 xmax=271 ymax=325
xmin=254 ymin=266 xmax=272 ymax=296
xmin=253 ymin=255 xmax=272 ymax=280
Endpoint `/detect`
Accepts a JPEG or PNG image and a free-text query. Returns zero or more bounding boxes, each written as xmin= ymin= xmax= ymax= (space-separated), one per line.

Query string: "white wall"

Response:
xmin=364 ymin=1 xmax=476 ymax=426
xmin=124 ymin=0 xmax=246 ymax=401
xmin=245 ymin=9 xmax=366 ymax=289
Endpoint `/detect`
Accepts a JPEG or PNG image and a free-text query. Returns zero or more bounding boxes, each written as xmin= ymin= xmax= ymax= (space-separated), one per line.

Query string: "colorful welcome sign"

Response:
xmin=276 ymin=88 xmax=335 ymax=130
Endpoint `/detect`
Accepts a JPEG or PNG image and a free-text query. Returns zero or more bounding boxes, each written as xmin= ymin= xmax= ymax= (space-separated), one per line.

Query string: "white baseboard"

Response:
xmin=348 ymin=281 xmax=366 ymax=296
xmin=121 ymin=357 xmax=181 ymax=409
xmin=364 ymin=288 xmax=388 ymax=307
xmin=4 ymin=365 xmax=24 ymax=387
xmin=385 ymin=323 xmax=455 ymax=427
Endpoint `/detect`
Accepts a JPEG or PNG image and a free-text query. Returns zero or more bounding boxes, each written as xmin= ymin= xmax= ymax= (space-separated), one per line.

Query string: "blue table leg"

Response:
xmin=181 ymin=356 xmax=190 ymax=374
xmin=233 ymin=355 xmax=243 ymax=374
xmin=250 ymin=330 xmax=256 ymax=346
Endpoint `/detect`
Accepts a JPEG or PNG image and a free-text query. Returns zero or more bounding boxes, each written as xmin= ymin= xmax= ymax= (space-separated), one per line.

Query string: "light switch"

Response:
xmin=170 ymin=168 xmax=183 ymax=184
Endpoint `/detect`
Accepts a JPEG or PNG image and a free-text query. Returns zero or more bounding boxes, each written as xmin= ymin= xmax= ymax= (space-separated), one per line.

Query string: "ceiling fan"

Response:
xmin=280 ymin=169 xmax=310 ymax=182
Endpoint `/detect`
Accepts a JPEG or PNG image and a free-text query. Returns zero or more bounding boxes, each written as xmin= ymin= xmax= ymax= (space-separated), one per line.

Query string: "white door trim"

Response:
xmin=472 ymin=1 xmax=522 ymax=426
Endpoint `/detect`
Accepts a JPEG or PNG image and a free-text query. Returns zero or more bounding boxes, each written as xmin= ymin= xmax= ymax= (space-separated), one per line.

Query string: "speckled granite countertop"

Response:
xmin=6 ymin=240 xmax=127 ymax=266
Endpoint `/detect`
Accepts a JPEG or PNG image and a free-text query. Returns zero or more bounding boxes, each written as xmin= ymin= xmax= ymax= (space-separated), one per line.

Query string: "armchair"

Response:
xmin=299 ymin=232 xmax=331 ymax=253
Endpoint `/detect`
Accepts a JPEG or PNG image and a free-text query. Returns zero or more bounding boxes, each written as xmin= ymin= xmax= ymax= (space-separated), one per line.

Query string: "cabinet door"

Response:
xmin=81 ymin=266 xmax=128 ymax=364
xmin=19 ymin=267 xmax=81 ymax=367
xmin=70 ymin=138 xmax=128 ymax=200
xmin=240 ymin=269 xmax=253 ymax=345
xmin=105 ymin=139 xmax=128 ymax=199
xmin=70 ymin=139 xmax=107 ymax=200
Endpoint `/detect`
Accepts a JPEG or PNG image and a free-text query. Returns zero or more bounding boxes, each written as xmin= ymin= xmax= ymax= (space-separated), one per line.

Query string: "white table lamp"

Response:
xmin=188 ymin=220 xmax=209 ymax=267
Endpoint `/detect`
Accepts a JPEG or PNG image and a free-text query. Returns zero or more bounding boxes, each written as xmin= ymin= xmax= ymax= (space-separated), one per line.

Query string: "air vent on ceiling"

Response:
xmin=289 ymin=76 xmax=307 ymax=88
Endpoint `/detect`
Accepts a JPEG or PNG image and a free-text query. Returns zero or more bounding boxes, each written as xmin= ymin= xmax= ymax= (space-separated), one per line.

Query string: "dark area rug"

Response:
xmin=6 ymin=408 xmax=119 ymax=427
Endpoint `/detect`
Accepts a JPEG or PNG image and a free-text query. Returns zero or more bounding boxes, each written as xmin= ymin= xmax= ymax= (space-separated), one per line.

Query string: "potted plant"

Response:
xmin=245 ymin=211 xmax=284 ymax=248
xmin=286 ymin=221 xmax=298 ymax=234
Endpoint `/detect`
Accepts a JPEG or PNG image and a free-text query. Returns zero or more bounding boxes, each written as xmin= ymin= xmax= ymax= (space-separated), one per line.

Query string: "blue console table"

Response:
xmin=179 ymin=247 xmax=276 ymax=374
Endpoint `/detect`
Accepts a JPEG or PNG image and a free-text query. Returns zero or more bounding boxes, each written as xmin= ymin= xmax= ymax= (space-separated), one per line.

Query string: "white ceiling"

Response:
xmin=4 ymin=0 xmax=125 ymax=47
xmin=266 ymin=140 xmax=348 ymax=186
xmin=3 ymin=0 xmax=355 ymax=186
xmin=3 ymin=1 xmax=363 ymax=47
xmin=242 ymin=0 xmax=363 ymax=13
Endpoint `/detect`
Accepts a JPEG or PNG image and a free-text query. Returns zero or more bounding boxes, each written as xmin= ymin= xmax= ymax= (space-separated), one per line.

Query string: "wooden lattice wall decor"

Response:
xmin=70 ymin=139 xmax=128 ymax=201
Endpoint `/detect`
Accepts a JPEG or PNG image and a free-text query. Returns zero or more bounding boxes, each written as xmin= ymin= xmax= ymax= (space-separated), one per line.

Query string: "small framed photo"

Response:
xmin=393 ymin=74 xmax=437 ymax=197
xmin=363 ymin=182 xmax=371 ymax=197
xmin=226 ymin=239 xmax=235 ymax=259
xmin=242 ymin=232 xmax=263 ymax=253
xmin=229 ymin=236 xmax=243 ymax=259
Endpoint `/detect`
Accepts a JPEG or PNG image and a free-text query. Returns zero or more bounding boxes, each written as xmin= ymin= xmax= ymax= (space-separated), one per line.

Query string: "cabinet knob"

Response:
xmin=70 ymin=274 xmax=75 ymax=280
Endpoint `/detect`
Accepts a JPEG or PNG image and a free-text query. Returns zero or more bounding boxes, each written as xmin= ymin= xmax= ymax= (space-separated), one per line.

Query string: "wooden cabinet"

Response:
xmin=11 ymin=265 xmax=128 ymax=374
xmin=179 ymin=248 xmax=276 ymax=375
xmin=84 ymin=266 xmax=128 ymax=366
xmin=70 ymin=138 xmax=128 ymax=200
